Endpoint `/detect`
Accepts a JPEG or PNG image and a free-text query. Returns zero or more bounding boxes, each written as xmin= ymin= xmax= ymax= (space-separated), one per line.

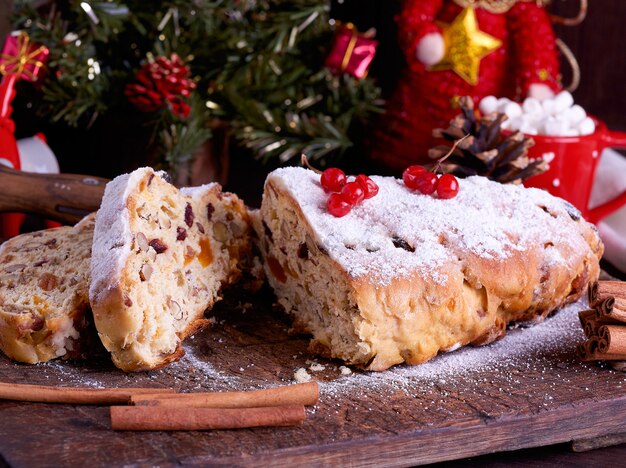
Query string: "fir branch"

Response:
xmin=12 ymin=0 xmax=382 ymax=171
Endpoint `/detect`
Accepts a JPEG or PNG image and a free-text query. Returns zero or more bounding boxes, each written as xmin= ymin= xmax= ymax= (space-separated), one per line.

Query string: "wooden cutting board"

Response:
xmin=0 ymin=291 xmax=624 ymax=467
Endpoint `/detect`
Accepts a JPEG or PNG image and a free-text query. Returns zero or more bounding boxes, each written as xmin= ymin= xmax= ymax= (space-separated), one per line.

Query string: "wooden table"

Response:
xmin=0 ymin=288 xmax=625 ymax=467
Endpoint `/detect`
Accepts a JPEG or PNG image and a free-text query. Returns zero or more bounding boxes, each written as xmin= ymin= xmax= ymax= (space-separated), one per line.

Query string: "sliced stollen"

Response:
xmin=90 ymin=168 xmax=254 ymax=371
xmin=0 ymin=214 xmax=96 ymax=364
xmin=256 ymin=167 xmax=603 ymax=371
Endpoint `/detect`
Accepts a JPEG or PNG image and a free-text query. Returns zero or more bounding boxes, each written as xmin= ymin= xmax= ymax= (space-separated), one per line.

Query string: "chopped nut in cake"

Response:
xmin=0 ymin=214 xmax=96 ymax=364
xmin=90 ymin=167 xmax=255 ymax=371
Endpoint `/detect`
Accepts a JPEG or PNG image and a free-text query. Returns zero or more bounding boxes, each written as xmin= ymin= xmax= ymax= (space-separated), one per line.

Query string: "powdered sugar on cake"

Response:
xmin=269 ymin=167 xmax=590 ymax=286
xmin=89 ymin=168 xmax=149 ymax=302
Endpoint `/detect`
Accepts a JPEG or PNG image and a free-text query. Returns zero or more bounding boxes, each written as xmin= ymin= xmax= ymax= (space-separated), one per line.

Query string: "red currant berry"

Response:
xmin=436 ymin=173 xmax=459 ymax=199
xmin=402 ymin=165 xmax=426 ymax=190
xmin=327 ymin=193 xmax=352 ymax=217
xmin=340 ymin=181 xmax=365 ymax=205
xmin=414 ymin=171 xmax=439 ymax=195
xmin=355 ymin=174 xmax=379 ymax=199
xmin=320 ymin=168 xmax=346 ymax=192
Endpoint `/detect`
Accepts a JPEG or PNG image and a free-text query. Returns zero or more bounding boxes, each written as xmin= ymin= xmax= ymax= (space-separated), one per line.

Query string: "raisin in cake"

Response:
xmin=256 ymin=167 xmax=603 ymax=371
xmin=89 ymin=168 xmax=253 ymax=371
xmin=0 ymin=214 xmax=95 ymax=364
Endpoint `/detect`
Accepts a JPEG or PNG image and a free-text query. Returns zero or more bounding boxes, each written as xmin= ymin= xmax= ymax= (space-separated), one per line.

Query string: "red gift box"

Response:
xmin=0 ymin=31 xmax=49 ymax=82
xmin=325 ymin=24 xmax=378 ymax=79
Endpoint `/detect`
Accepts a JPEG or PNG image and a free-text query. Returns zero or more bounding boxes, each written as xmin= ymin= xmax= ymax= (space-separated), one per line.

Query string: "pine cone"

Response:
xmin=428 ymin=96 xmax=547 ymax=185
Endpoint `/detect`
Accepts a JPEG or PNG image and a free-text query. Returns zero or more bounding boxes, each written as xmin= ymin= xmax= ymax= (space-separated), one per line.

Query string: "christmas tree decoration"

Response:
xmin=369 ymin=0 xmax=567 ymax=171
xmin=429 ymin=7 xmax=501 ymax=86
xmin=0 ymin=30 xmax=50 ymax=171
xmin=0 ymin=31 xmax=49 ymax=82
xmin=428 ymin=96 xmax=546 ymax=185
xmin=125 ymin=54 xmax=196 ymax=118
xmin=11 ymin=0 xmax=381 ymax=174
xmin=325 ymin=23 xmax=378 ymax=79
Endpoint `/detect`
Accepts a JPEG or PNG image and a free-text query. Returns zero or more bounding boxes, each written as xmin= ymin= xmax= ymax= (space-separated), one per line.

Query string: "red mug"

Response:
xmin=523 ymin=118 xmax=626 ymax=224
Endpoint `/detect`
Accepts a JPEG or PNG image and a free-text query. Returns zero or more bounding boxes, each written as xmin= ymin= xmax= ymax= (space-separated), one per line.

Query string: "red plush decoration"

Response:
xmin=125 ymin=54 xmax=196 ymax=118
xmin=0 ymin=75 xmax=18 ymax=170
xmin=370 ymin=0 xmax=561 ymax=170
xmin=325 ymin=24 xmax=378 ymax=79
xmin=0 ymin=31 xmax=50 ymax=238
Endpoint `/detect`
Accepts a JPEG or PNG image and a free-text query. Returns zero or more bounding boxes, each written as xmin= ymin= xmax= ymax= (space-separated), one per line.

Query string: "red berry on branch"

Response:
xmin=355 ymin=174 xmax=379 ymax=199
xmin=436 ymin=174 xmax=459 ymax=199
xmin=320 ymin=168 xmax=346 ymax=192
xmin=340 ymin=181 xmax=365 ymax=205
xmin=414 ymin=171 xmax=439 ymax=195
xmin=402 ymin=165 xmax=426 ymax=190
xmin=327 ymin=193 xmax=352 ymax=217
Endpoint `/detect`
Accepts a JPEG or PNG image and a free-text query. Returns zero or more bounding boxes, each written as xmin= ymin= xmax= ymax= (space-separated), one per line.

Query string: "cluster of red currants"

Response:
xmin=321 ymin=168 xmax=379 ymax=217
xmin=402 ymin=166 xmax=459 ymax=199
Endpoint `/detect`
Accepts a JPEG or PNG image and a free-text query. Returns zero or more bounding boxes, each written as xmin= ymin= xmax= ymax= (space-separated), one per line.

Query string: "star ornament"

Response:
xmin=430 ymin=7 xmax=502 ymax=85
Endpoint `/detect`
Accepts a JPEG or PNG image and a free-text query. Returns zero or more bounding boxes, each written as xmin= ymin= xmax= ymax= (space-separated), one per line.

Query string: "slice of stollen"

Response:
xmin=89 ymin=167 xmax=253 ymax=371
xmin=0 ymin=214 xmax=96 ymax=364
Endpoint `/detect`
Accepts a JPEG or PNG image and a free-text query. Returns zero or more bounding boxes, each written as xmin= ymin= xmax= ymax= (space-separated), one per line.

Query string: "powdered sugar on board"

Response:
xmin=320 ymin=298 xmax=588 ymax=397
xmin=269 ymin=167 xmax=593 ymax=285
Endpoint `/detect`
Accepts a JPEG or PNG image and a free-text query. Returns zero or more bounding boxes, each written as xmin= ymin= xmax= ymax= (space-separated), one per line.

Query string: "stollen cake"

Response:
xmin=0 ymin=214 xmax=95 ymax=364
xmin=90 ymin=168 xmax=254 ymax=371
xmin=256 ymin=167 xmax=603 ymax=371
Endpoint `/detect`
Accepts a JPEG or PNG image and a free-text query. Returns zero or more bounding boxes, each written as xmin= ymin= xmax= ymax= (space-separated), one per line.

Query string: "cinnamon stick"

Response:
xmin=588 ymin=281 xmax=599 ymax=307
xmin=594 ymin=281 xmax=626 ymax=321
xmin=111 ymin=404 xmax=306 ymax=431
xmin=577 ymin=338 xmax=626 ymax=362
xmin=595 ymin=296 xmax=626 ymax=323
xmin=579 ymin=309 xmax=619 ymax=337
xmin=0 ymin=382 xmax=175 ymax=404
xmin=130 ymin=382 xmax=319 ymax=409
xmin=598 ymin=325 xmax=626 ymax=355
xmin=578 ymin=309 xmax=599 ymax=338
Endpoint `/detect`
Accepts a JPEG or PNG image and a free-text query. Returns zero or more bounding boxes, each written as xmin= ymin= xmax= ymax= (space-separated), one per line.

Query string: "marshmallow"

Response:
xmin=479 ymin=95 xmax=499 ymax=114
xmin=519 ymin=123 xmax=538 ymax=136
xmin=522 ymin=97 xmax=543 ymax=116
xmin=479 ymin=94 xmax=592 ymax=137
xmin=504 ymin=117 xmax=523 ymax=132
xmin=578 ymin=117 xmax=596 ymax=136
xmin=542 ymin=99 xmax=556 ymax=116
xmin=553 ymin=91 xmax=575 ymax=113
xmin=503 ymin=102 xmax=523 ymax=119
xmin=497 ymin=97 xmax=513 ymax=113
xmin=521 ymin=114 xmax=542 ymax=129
xmin=563 ymin=104 xmax=587 ymax=126
xmin=543 ymin=117 xmax=569 ymax=136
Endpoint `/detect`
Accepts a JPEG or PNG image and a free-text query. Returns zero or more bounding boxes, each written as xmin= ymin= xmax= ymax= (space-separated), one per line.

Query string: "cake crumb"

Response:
xmin=294 ymin=367 xmax=312 ymax=383
xmin=310 ymin=363 xmax=325 ymax=372
xmin=339 ymin=366 xmax=352 ymax=376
